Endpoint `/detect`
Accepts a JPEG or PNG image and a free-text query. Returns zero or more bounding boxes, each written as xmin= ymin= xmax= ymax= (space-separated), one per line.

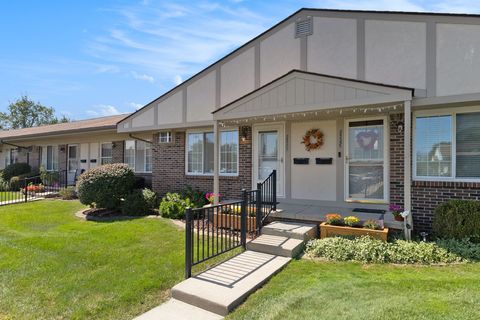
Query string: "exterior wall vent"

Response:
xmin=295 ymin=17 xmax=313 ymax=38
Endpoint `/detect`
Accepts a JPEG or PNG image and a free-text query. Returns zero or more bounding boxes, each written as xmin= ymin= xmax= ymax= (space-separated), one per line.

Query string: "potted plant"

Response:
xmin=204 ymin=192 xmax=221 ymax=207
xmin=320 ymin=213 xmax=388 ymax=241
xmin=389 ymin=204 xmax=404 ymax=221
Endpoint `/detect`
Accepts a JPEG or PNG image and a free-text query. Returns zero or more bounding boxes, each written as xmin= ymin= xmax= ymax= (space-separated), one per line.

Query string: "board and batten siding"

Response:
xmin=118 ymin=10 xmax=480 ymax=132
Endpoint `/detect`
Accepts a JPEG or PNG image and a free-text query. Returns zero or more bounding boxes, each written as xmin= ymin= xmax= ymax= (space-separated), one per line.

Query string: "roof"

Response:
xmin=213 ymin=70 xmax=414 ymax=114
xmin=118 ymin=7 xmax=480 ymax=125
xmin=0 ymin=114 xmax=130 ymax=141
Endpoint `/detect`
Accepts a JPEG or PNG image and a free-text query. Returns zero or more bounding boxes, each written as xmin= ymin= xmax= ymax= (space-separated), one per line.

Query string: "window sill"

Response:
xmin=185 ymin=173 xmax=239 ymax=178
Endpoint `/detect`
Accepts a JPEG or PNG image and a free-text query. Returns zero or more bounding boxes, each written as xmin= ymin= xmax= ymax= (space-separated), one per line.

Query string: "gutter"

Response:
xmin=129 ymin=134 xmax=152 ymax=144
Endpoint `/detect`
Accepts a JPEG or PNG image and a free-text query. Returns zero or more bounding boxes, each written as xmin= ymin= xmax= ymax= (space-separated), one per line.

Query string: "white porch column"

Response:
xmin=404 ymin=100 xmax=413 ymax=239
xmin=213 ymin=120 xmax=220 ymax=204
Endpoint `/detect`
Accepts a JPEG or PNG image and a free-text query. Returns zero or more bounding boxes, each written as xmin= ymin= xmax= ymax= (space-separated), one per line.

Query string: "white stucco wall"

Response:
xmin=132 ymin=108 xmax=155 ymax=128
xmin=186 ymin=70 xmax=216 ymax=122
xmin=290 ymin=120 xmax=337 ymax=201
xmin=437 ymin=23 xmax=480 ymax=96
xmin=260 ymin=22 xmax=300 ymax=86
xmin=157 ymin=91 xmax=183 ymax=125
xmin=220 ymin=47 xmax=255 ymax=106
xmin=365 ymin=20 xmax=426 ymax=89
xmin=307 ymin=17 xmax=357 ymax=78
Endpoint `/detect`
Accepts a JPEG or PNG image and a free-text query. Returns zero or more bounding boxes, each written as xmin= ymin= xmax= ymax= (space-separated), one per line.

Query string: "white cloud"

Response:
xmin=87 ymin=104 xmax=121 ymax=116
xmin=131 ymin=71 xmax=155 ymax=83
xmin=127 ymin=101 xmax=143 ymax=109
xmin=173 ymin=75 xmax=183 ymax=85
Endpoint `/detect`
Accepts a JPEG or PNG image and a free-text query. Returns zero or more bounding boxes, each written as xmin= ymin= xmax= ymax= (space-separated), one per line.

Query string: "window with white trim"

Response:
xmin=414 ymin=110 xmax=480 ymax=180
xmin=41 ymin=146 xmax=59 ymax=171
xmin=186 ymin=130 xmax=238 ymax=175
xmin=159 ymin=131 xmax=172 ymax=143
xmin=100 ymin=143 xmax=113 ymax=165
xmin=124 ymin=140 xmax=152 ymax=172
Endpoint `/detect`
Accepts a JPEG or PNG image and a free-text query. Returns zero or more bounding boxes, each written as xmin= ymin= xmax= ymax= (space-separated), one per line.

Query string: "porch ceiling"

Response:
xmin=213 ymin=70 xmax=413 ymax=121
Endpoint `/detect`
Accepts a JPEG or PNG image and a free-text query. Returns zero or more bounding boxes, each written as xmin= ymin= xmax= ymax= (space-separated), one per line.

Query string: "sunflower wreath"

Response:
xmin=301 ymin=129 xmax=324 ymax=151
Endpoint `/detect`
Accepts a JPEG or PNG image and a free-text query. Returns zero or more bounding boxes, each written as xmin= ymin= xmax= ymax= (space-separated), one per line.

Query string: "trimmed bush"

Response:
xmin=433 ymin=200 xmax=480 ymax=241
xmin=2 ymin=162 xmax=31 ymax=181
xmin=59 ymin=186 xmax=76 ymax=200
xmin=159 ymin=192 xmax=191 ymax=219
xmin=76 ymin=163 xmax=135 ymax=210
xmin=122 ymin=188 xmax=158 ymax=216
xmin=0 ymin=177 xmax=9 ymax=191
xmin=305 ymin=236 xmax=465 ymax=264
xmin=436 ymin=238 xmax=480 ymax=261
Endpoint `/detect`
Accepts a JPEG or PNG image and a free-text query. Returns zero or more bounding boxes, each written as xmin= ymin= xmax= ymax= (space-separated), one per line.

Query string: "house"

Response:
xmin=3 ymin=8 xmax=480 ymax=232
xmin=0 ymin=114 xmax=153 ymax=186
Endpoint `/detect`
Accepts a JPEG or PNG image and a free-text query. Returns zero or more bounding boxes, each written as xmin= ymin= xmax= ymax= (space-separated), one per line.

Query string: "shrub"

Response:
xmin=59 ymin=186 xmax=76 ymax=200
xmin=2 ymin=162 xmax=31 ymax=181
xmin=122 ymin=188 xmax=158 ymax=216
xmin=181 ymin=186 xmax=207 ymax=208
xmin=433 ymin=200 xmax=480 ymax=241
xmin=76 ymin=163 xmax=135 ymax=210
xmin=305 ymin=236 xmax=464 ymax=264
xmin=436 ymin=238 xmax=480 ymax=261
xmin=159 ymin=192 xmax=192 ymax=219
xmin=9 ymin=176 xmax=22 ymax=191
xmin=0 ymin=177 xmax=9 ymax=191
xmin=133 ymin=176 xmax=146 ymax=189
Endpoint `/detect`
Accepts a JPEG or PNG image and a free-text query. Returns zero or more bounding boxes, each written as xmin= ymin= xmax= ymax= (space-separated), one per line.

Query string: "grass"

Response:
xmin=228 ymin=259 xmax=480 ymax=320
xmin=0 ymin=200 xmax=186 ymax=320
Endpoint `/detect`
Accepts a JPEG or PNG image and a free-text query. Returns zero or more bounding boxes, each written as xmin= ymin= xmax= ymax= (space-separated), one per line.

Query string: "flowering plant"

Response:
xmin=389 ymin=204 xmax=404 ymax=221
xmin=205 ymin=192 xmax=220 ymax=204
xmin=325 ymin=213 xmax=343 ymax=225
xmin=344 ymin=216 xmax=360 ymax=227
xmin=24 ymin=183 xmax=45 ymax=193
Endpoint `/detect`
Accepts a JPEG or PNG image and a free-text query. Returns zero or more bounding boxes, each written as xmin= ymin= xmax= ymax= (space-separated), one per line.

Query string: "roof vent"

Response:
xmin=295 ymin=17 xmax=313 ymax=38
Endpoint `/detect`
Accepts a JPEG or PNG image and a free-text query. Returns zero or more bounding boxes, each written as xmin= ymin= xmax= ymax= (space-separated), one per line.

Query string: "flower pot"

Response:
xmin=320 ymin=222 xmax=389 ymax=241
xmin=394 ymin=214 xmax=404 ymax=222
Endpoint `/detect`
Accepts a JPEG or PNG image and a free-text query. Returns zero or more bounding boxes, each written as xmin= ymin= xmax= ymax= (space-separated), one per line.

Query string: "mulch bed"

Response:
xmin=76 ymin=208 xmax=158 ymax=222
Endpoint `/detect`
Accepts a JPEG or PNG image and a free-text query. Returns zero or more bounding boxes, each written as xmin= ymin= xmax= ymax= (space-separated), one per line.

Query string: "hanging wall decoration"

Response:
xmin=356 ymin=130 xmax=378 ymax=150
xmin=301 ymin=129 xmax=324 ymax=151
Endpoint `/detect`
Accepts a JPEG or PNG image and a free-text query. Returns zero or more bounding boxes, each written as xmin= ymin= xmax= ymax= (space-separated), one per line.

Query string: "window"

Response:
xmin=42 ymin=146 xmax=59 ymax=171
xmin=10 ymin=149 xmax=18 ymax=164
xmin=100 ymin=143 xmax=113 ymax=165
xmin=186 ymin=130 xmax=238 ymax=175
xmin=68 ymin=145 xmax=79 ymax=171
xmin=124 ymin=140 xmax=152 ymax=172
xmin=220 ymin=130 xmax=239 ymax=174
xmin=159 ymin=131 xmax=172 ymax=143
xmin=414 ymin=109 xmax=480 ymax=180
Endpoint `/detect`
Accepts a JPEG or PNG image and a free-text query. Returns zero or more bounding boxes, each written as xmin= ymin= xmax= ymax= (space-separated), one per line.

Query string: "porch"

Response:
xmin=212 ymin=70 xmax=414 ymax=231
xmin=273 ymin=202 xmax=404 ymax=229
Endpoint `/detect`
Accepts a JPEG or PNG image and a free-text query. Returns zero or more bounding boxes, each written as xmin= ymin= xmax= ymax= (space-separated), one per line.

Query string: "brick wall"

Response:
xmin=389 ymin=113 xmax=405 ymax=207
xmin=152 ymin=126 xmax=252 ymax=200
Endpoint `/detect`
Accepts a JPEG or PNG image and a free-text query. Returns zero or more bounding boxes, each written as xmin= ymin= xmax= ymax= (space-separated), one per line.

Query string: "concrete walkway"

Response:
xmin=134 ymin=221 xmax=317 ymax=319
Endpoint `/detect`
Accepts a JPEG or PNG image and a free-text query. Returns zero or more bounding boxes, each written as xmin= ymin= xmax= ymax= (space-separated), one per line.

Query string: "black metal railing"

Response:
xmin=256 ymin=169 xmax=277 ymax=226
xmin=184 ymin=170 xmax=278 ymax=278
xmin=185 ymin=200 xmax=246 ymax=278
xmin=0 ymin=170 xmax=71 ymax=206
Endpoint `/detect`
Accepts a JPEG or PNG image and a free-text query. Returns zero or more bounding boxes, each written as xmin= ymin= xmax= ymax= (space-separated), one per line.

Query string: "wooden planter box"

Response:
xmin=320 ymin=222 xmax=389 ymax=241
xmin=213 ymin=213 xmax=257 ymax=232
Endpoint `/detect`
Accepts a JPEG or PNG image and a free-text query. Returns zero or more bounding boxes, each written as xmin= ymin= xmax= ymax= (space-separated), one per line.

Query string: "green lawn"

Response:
xmin=0 ymin=200 xmax=186 ymax=319
xmin=228 ymin=259 xmax=480 ymax=320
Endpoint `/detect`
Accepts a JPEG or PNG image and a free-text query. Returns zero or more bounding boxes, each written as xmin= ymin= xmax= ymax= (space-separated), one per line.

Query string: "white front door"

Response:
xmin=253 ymin=123 xmax=285 ymax=197
xmin=67 ymin=144 xmax=79 ymax=185
xmin=345 ymin=118 xmax=388 ymax=202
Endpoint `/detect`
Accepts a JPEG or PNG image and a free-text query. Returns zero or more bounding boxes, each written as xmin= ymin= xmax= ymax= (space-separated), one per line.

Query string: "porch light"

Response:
xmin=240 ymin=126 xmax=249 ymax=142
xmin=397 ymin=122 xmax=405 ymax=133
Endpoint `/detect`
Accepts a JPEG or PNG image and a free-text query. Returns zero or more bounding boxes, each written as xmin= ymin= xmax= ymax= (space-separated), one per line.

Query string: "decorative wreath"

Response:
xmin=301 ymin=129 xmax=324 ymax=151
xmin=356 ymin=130 xmax=378 ymax=151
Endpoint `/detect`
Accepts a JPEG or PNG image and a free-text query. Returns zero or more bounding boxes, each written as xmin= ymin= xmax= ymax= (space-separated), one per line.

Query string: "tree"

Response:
xmin=0 ymin=95 xmax=69 ymax=129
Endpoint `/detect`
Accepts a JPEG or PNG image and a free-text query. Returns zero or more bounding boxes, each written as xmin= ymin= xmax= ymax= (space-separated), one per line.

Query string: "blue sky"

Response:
xmin=1 ymin=0 xmax=480 ymax=120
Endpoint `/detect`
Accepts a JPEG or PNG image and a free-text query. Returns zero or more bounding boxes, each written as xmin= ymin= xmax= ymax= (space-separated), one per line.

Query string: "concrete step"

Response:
xmin=262 ymin=221 xmax=317 ymax=241
xmin=171 ymin=250 xmax=290 ymax=316
xmin=246 ymin=234 xmax=304 ymax=258
xmin=134 ymin=298 xmax=223 ymax=320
